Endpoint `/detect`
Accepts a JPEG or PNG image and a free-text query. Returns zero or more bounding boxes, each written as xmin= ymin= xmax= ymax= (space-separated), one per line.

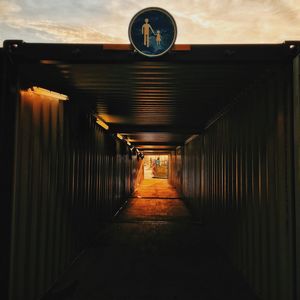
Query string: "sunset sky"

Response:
xmin=0 ymin=0 xmax=300 ymax=45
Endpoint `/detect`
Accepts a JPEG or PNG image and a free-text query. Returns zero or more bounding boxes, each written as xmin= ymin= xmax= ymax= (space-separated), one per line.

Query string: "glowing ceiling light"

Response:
xmin=127 ymin=141 xmax=131 ymax=146
xmin=30 ymin=86 xmax=69 ymax=101
xmin=96 ymin=118 xmax=109 ymax=130
xmin=117 ymin=133 xmax=123 ymax=140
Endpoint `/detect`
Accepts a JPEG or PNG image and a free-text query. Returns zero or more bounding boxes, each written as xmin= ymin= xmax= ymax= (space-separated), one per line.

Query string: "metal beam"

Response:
xmin=293 ymin=54 xmax=300 ymax=300
xmin=0 ymin=49 xmax=19 ymax=300
xmin=132 ymin=142 xmax=182 ymax=146
xmin=142 ymin=150 xmax=173 ymax=154
xmin=112 ymin=124 xmax=203 ymax=134
xmin=102 ymin=44 xmax=191 ymax=51
xmin=137 ymin=148 xmax=176 ymax=151
xmin=4 ymin=40 xmax=300 ymax=64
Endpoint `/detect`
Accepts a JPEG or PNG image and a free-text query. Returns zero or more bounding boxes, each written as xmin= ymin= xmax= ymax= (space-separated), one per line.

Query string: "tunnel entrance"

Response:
xmin=1 ymin=41 xmax=300 ymax=300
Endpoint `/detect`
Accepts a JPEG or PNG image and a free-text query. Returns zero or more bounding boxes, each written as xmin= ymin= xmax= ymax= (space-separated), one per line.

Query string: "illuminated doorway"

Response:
xmin=144 ymin=155 xmax=169 ymax=179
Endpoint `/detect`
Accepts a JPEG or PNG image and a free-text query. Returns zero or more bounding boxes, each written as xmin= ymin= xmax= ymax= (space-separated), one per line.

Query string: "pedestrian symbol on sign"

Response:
xmin=129 ymin=7 xmax=177 ymax=57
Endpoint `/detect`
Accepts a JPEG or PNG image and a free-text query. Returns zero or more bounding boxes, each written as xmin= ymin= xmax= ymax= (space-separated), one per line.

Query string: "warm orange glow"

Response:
xmin=119 ymin=179 xmax=190 ymax=222
xmin=40 ymin=60 xmax=60 ymax=65
xmin=30 ymin=86 xmax=69 ymax=101
xmin=96 ymin=118 xmax=109 ymax=130
xmin=100 ymin=114 xmax=130 ymax=124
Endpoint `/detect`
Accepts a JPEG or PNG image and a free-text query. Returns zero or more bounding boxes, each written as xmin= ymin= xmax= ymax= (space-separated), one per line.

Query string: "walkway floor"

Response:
xmin=119 ymin=180 xmax=189 ymax=222
xmin=46 ymin=179 xmax=258 ymax=300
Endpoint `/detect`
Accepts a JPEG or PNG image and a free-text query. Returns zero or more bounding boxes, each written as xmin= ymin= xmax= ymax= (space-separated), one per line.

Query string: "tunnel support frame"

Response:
xmin=0 ymin=46 xmax=19 ymax=300
xmin=293 ymin=54 xmax=300 ymax=300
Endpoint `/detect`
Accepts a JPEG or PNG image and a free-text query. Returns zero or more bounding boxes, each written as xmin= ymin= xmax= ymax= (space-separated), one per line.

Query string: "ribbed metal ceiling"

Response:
xmin=59 ymin=62 xmax=269 ymax=150
xmin=17 ymin=43 xmax=291 ymax=152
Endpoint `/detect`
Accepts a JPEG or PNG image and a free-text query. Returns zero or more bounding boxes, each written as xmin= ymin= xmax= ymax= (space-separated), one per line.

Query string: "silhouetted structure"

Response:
xmin=1 ymin=41 xmax=300 ymax=300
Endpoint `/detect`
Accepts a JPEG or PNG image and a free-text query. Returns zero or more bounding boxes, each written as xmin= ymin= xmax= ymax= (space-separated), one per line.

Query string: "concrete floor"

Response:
xmin=45 ymin=179 xmax=258 ymax=300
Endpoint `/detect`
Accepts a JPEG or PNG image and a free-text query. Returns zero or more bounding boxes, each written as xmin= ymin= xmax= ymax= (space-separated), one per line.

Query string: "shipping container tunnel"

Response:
xmin=1 ymin=41 xmax=300 ymax=300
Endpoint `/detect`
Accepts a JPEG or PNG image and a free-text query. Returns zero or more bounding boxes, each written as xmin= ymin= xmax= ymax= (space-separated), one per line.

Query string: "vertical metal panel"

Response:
xmin=169 ymin=147 xmax=182 ymax=194
xmin=0 ymin=50 xmax=19 ymax=300
xmin=8 ymin=90 xmax=143 ymax=300
xmin=179 ymin=64 xmax=295 ymax=300
xmin=293 ymin=54 xmax=300 ymax=300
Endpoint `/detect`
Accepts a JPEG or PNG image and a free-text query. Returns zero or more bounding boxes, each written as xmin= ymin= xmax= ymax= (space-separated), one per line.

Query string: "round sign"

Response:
xmin=129 ymin=7 xmax=177 ymax=58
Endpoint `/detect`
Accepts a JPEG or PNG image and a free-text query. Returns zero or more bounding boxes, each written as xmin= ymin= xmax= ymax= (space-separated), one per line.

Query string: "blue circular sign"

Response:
xmin=129 ymin=7 xmax=177 ymax=57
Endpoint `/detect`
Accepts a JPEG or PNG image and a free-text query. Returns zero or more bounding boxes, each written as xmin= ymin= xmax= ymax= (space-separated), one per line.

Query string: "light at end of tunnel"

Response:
xmin=96 ymin=118 xmax=109 ymax=130
xmin=117 ymin=133 xmax=123 ymax=140
xmin=40 ymin=60 xmax=61 ymax=64
xmin=30 ymin=86 xmax=69 ymax=101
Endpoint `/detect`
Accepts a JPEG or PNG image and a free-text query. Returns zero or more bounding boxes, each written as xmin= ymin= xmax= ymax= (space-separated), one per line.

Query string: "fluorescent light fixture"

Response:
xmin=30 ymin=86 xmax=69 ymax=101
xmin=96 ymin=118 xmax=109 ymax=130
xmin=117 ymin=133 xmax=123 ymax=140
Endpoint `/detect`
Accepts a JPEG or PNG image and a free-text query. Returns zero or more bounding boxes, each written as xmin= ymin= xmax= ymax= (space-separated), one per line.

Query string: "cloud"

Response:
xmin=1 ymin=0 xmax=300 ymax=44
xmin=170 ymin=0 xmax=300 ymax=43
xmin=1 ymin=17 xmax=122 ymax=43
xmin=0 ymin=1 xmax=22 ymax=15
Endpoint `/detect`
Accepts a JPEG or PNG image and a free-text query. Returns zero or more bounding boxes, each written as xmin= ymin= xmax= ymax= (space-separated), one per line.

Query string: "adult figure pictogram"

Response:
xmin=142 ymin=18 xmax=155 ymax=48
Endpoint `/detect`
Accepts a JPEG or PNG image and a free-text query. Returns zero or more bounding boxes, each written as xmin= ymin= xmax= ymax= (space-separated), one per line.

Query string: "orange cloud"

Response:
xmin=0 ymin=1 xmax=22 ymax=15
xmin=0 ymin=0 xmax=300 ymax=44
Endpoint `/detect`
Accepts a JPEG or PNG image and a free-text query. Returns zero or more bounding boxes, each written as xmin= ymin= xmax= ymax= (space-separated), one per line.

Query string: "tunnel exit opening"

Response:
xmin=143 ymin=154 xmax=169 ymax=179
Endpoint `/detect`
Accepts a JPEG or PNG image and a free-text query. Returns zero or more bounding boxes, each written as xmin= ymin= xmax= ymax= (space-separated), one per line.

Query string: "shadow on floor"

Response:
xmin=43 ymin=179 xmax=259 ymax=300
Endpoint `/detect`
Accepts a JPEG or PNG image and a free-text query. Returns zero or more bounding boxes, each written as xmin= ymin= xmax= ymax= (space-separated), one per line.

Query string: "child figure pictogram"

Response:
xmin=156 ymin=30 xmax=162 ymax=46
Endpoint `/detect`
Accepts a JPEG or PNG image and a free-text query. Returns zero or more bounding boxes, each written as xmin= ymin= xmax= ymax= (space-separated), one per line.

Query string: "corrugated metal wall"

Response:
xmin=9 ymin=90 xmax=143 ymax=300
xmin=172 ymin=64 xmax=295 ymax=300
xmin=169 ymin=147 xmax=182 ymax=194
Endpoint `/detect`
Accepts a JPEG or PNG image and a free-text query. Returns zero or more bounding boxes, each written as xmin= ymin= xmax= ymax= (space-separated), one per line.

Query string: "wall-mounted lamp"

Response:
xmin=96 ymin=118 xmax=109 ymax=130
xmin=117 ymin=133 xmax=123 ymax=140
xmin=29 ymin=86 xmax=69 ymax=101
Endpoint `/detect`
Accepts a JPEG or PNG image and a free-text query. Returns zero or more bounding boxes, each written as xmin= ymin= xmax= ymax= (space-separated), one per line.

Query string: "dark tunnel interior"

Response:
xmin=1 ymin=41 xmax=300 ymax=300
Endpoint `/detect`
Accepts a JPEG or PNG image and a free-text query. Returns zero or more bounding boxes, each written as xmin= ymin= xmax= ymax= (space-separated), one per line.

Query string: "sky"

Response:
xmin=0 ymin=0 xmax=300 ymax=45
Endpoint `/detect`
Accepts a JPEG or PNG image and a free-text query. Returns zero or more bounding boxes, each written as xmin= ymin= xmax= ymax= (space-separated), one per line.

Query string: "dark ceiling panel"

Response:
xmin=57 ymin=62 xmax=269 ymax=133
xmin=18 ymin=44 xmax=290 ymax=153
